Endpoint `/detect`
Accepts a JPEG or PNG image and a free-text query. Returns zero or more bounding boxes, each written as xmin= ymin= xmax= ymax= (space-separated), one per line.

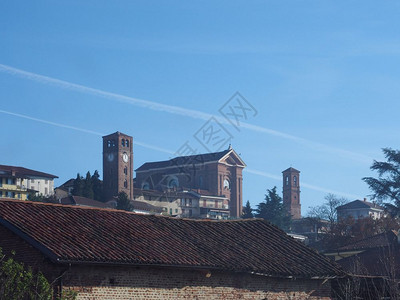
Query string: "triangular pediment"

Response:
xmin=219 ymin=149 xmax=246 ymax=167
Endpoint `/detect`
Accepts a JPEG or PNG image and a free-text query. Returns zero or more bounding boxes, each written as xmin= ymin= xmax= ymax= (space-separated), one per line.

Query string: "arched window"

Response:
xmin=107 ymin=140 xmax=111 ymax=148
xmin=142 ymin=182 xmax=150 ymax=190
xmin=124 ymin=180 xmax=128 ymax=188
xmin=294 ymin=176 xmax=297 ymax=187
xmin=124 ymin=167 xmax=127 ymax=175
xmin=121 ymin=139 xmax=125 ymax=147
xmin=223 ymin=179 xmax=230 ymax=190
xmin=126 ymin=140 xmax=129 ymax=148
xmin=286 ymin=176 xmax=289 ymax=185
xmin=167 ymin=176 xmax=179 ymax=189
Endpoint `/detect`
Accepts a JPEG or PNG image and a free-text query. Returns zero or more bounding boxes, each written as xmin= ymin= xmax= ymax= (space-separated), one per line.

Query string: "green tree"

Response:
xmin=71 ymin=173 xmax=84 ymax=196
xmin=242 ymin=200 xmax=253 ymax=219
xmin=255 ymin=186 xmax=291 ymax=231
xmin=91 ymin=170 xmax=103 ymax=202
xmin=363 ymin=148 xmax=400 ymax=216
xmin=116 ymin=192 xmax=133 ymax=211
xmin=0 ymin=248 xmax=52 ymax=300
xmin=82 ymin=171 xmax=94 ymax=199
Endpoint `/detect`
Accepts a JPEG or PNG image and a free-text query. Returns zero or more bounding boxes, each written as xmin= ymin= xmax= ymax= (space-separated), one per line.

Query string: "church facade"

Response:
xmin=102 ymin=132 xmax=246 ymax=219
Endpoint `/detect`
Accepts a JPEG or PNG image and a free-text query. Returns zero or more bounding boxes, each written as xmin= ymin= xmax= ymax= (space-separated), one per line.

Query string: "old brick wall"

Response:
xmin=63 ymin=265 xmax=332 ymax=300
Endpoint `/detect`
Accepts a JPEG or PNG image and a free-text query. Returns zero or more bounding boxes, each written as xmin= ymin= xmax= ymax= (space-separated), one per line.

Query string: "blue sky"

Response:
xmin=1 ymin=1 xmax=400 ymax=213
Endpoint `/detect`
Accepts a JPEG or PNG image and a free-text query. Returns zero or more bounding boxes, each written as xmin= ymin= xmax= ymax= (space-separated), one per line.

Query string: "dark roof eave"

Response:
xmin=0 ymin=217 xmax=59 ymax=263
xmin=54 ymin=258 xmax=339 ymax=279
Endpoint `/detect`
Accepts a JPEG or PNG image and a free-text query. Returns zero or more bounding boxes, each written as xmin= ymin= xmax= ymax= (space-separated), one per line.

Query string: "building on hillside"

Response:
xmin=54 ymin=178 xmax=75 ymax=200
xmin=0 ymin=199 xmax=342 ymax=299
xmin=336 ymin=198 xmax=384 ymax=221
xmin=60 ymin=195 xmax=163 ymax=215
xmin=282 ymin=167 xmax=301 ymax=219
xmin=101 ymin=131 xmax=245 ymax=219
xmin=0 ymin=165 xmax=58 ymax=200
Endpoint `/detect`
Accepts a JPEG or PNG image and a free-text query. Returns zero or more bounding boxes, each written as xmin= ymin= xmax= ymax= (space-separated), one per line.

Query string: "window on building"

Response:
xmin=286 ymin=176 xmax=289 ymax=185
xmin=223 ymin=179 xmax=230 ymax=190
xmin=175 ymin=209 xmax=178 ymax=213
xmin=169 ymin=208 xmax=172 ymax=215
xmin=107 ymin=140 xmax=111 ymax=147
xmin=124 ymin=167 xmax=128 ymax=175
xmin=45 ymin=188 xmax=48 ymax=195
xmin=11 ymin=192 xmax=15 ymax=198
xmin=111 ymin=140 xmax=116 ymax=147
xmin=294 ymin=176 xmax=297 ymax=187
xmin=126 ymin=140 xmax=129 ymax=148
xmin=124 ymin=180 xmax=128 ymax=188
xmin=168 ymin=177 xmax=179 ymax=189
xmin=18 ymin=193 xmax=21 ymax=199
xmin=0 ymin=191 xmax=2 ymax=197
xmin=121 ymin=139 xmax=125 ymax=147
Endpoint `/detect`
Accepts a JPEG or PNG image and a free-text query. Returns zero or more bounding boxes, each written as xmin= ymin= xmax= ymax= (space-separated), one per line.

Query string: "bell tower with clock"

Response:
xmin=102 ymin=132 xmax=133 ymax=201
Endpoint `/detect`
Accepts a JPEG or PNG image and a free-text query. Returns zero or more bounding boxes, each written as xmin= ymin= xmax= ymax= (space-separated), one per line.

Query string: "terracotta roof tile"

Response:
xmin=0 ymin=199 xmax=342 ymax=278
xmin=0 ymin=165 xmax=58 ymax=179
xmin=337 ymin=199 xmax=383 ymax=210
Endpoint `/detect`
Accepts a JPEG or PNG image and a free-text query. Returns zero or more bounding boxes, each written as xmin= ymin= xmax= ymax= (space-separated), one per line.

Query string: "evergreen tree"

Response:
xmin=116 ymin=192 xmax=133 ymax=211
xmin=242 ymin=200 xmax=253 ymax=219
xmin=71 ymin=173 xmax=84 ymax=196
xmin=82 ymin=171 xmax=94 ymax=199
xmin=91 ymin=170 xmax=103 ymax=202
xmin=255 ymin=186 xmax=291 ymax=231
xmin=363 ymin=148 xmax=400 ymax=216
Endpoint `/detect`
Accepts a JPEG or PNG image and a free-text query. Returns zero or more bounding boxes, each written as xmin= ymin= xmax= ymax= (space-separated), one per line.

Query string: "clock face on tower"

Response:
xmin=122 ymin=152 xmax=129 ymax=163
xmin=107 ymin=153 xmax=114 ymax=162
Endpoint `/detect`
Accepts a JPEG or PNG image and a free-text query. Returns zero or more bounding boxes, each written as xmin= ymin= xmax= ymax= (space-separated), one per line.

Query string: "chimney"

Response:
xmin=364 ymin=198 xmax=367 ymax=202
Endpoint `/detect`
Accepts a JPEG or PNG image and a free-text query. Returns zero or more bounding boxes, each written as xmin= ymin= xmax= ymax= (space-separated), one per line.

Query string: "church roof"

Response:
xmin=0 ymin=199 xmax=341 ymax=278
xmin=136 ymin=148 xmax=245 ymax=172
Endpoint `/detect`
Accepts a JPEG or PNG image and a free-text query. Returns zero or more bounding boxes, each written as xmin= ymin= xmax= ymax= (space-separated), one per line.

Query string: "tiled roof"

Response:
xmin=0 ymin=199 xmax=341 ymax=278
xmin=0 ymin=165 xmax=58 ymax=179
xmin=282 ymin=167 xmax=300 ymax=173
xmin=131 ymin=200 xmax=164 ymax=213
xmin=60 ymin=196 xmax=114 ymax=209
xmin=337 ymin=200 xmax=384 ymax=211
xmin=136 ymin=149 xmax=231 ymax=172
xmin=336 ymin=231 xmax=398 ymax=252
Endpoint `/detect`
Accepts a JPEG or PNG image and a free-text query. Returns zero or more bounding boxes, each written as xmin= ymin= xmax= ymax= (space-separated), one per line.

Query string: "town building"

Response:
xmin=336 ymin=198 xmax=384 ymax=221
xmin=101 ymin=131 xmax=245 ymax=219
xmin=0 ymin=164 xmax=58 ymax=200
xmin=0 ymin=199 xmax=342 ymax=299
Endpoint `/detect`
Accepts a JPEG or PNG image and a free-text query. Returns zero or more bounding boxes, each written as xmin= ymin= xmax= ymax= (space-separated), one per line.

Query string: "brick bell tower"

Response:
xmin=282 ymin=167 xmax=301 ymax=219
xmin=103 ymin=132 xmax=133 ymax=200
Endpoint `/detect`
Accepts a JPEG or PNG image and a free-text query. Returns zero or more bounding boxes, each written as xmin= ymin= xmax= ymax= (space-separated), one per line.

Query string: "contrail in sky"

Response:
xmin=0 ymin=108 xmax=357 ymax=198
xmin=0 ymin=109 xmax=174 ymax=154
xmin=0 ymin=63 xmax=373 ymax=164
